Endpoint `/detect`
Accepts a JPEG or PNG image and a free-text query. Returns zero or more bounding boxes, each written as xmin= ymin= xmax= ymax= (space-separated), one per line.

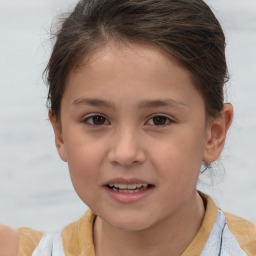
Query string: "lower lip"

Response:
xmin=104 ymin=186 xmax=154 ymax=204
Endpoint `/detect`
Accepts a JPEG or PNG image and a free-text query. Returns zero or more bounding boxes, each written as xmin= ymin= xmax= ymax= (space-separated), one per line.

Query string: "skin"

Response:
xmin=50 ymin=43 xmax=233 ymax=256
xmin=0 ymin=225 xmax=19 ymax=256
xmin=0 ymin=43 xmax=233 ymax=256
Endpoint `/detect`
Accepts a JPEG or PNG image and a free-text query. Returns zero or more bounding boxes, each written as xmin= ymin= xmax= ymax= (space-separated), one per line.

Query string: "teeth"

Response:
xmin=119 ymin=184 xmax=129 ymax=189
xmin=127 ymin=184 xmax=136 ymax=189
xmin=112 ymin=188 xmax=143 ymax=193
xmin=108 ymin=183 xmax=148 ymax=189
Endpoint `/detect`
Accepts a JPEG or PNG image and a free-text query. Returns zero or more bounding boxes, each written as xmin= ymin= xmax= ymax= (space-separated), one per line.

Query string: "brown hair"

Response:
xmin=45 ymin=0 xmax=228 ymax=121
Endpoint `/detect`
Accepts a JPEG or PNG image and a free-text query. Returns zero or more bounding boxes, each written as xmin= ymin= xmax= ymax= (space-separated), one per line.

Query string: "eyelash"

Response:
xmin=83 ymin=114 xmax=110 ymax=126
xmin=82 ymin=114 xmax=174 ymax=127
xmin=145 ymin=114 xmax=174 ymax=126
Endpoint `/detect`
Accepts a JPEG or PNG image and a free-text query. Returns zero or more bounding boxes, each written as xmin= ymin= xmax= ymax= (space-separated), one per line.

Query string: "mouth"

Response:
xmin=104 ymin=179 xmax=154 ymax=203
xmin=106 ymin=183 xmax=153 ymax=193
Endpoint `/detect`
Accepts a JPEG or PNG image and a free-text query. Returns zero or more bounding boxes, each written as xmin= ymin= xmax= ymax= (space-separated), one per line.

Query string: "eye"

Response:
xmin=146 ymin=115 xmax=173 ymax=126
xmin=84 ymin=115 xmax=110 ymax=126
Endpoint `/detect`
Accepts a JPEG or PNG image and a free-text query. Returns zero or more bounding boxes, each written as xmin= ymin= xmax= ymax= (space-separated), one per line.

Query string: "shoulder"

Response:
xmin=62 ymin=210 xmax=96 ymax=255
xmin=224 ymin=211 xmax=256 ymax=255
xmin=18 ymin=226 xmax=44 ymax=255
xmin=0 ymin=225 xmax=19 ymax=256
xmin=0 ymin=225 xmax=44 ymax=256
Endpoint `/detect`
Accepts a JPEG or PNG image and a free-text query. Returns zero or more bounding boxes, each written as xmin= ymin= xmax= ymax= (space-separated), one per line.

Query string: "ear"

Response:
xmin=48 ymin=110 xmax=67 ymax=162
xmin=203 ymin=103 xmax=233 ymax=163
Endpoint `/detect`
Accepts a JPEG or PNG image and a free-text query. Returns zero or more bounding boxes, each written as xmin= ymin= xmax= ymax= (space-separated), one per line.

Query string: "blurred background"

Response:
xmin=0 ymin=0 xmax=255 ymax=232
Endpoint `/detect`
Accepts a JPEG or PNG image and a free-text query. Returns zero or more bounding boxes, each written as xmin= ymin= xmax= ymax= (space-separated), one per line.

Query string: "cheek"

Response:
xmin=64 ymin=139 xmax=105 ymax=194
xmin=151 ymin=129 xmax=205 ymax=182
xmin=67 ymin=150 xmax=102 ymax=206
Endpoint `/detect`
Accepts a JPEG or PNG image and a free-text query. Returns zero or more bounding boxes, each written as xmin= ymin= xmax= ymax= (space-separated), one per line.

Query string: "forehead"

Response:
xmin=63 ymin=43 xmax=204 ymax=112
xmin=68 ymin=43 xmax=193 ymax=87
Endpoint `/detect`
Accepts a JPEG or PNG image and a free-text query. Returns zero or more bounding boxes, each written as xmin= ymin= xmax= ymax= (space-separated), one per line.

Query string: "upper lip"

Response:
xmin=104 ymin=178 xmax=152 ymax=186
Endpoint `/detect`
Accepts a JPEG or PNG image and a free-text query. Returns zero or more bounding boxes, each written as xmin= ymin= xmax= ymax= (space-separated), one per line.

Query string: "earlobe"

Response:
xmin=48 ymin=110 xmax=67 ymax=162
xmin=203 ymin=103 xmax=233 ymax=163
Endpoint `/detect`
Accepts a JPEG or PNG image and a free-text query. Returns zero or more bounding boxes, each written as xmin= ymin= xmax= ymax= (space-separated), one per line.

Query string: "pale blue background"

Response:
xmin=0 ymin=0 xmax=255 ymax=232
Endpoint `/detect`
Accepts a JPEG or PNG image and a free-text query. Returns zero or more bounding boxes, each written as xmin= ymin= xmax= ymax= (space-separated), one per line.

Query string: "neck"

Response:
xmin=94 ymin=192 xmax=205 ymax=256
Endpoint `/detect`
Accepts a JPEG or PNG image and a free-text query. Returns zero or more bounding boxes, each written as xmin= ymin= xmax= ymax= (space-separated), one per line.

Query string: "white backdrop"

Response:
xmin=0 ymin=0 xmax=255 ymax=232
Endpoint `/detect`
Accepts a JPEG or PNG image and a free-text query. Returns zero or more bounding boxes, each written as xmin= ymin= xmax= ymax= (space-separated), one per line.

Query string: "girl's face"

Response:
xmin=51 ymin=43 xmax=216 ymax=231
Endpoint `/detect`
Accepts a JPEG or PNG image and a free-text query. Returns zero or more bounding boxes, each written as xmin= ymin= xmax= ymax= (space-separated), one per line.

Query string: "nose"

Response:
xmin=107 ymin=127 xmax=146 ymax=167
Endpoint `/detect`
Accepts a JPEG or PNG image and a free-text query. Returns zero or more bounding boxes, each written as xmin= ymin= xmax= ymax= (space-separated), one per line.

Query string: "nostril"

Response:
xmin=107 ymin=147 xmax=146 ymax=167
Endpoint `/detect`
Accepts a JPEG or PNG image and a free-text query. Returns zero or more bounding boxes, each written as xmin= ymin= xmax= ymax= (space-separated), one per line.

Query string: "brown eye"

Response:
xmin=152 ymin=116 xmax=167 ymax=125
xmin=93 ymin=116 xmax=106 ymax=125
xmin=146 ymin=115 xmax=172 ymax=126
xmin=85 ymin=115 xmax=109 ymax=126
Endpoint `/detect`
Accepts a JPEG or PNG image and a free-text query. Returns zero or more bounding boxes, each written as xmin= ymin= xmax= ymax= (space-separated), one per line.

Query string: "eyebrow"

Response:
xmin=72 ymin=98 xmax=115 ymax=109
xmin=138 ymin=99 xmax=188 ymax=110
xmin=72 ymin=97 xmax=188 ymax=110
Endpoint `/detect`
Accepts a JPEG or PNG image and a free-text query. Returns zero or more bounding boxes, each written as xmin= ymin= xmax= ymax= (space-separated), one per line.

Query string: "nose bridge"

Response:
xmin=108 ymin=123 xmax=145 ymax=166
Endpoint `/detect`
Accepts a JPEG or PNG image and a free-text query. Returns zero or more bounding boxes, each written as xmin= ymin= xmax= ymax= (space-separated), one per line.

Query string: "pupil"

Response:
xmin=93 ymin=116 xmax=105 ymax=125
xmin=153 ymin=116 xmax=166 ymax=125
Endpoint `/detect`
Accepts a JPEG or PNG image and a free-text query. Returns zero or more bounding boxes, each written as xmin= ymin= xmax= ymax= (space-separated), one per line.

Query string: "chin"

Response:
xmin=101 ymin=211 xmax=157 ymax=232
xmin=110 ymin=220 xmax=152 ymax=232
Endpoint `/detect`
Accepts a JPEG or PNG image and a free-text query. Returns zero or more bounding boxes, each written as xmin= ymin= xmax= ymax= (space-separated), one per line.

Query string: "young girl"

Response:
xmin=1 ymin=0 xmax=255 ymax=255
